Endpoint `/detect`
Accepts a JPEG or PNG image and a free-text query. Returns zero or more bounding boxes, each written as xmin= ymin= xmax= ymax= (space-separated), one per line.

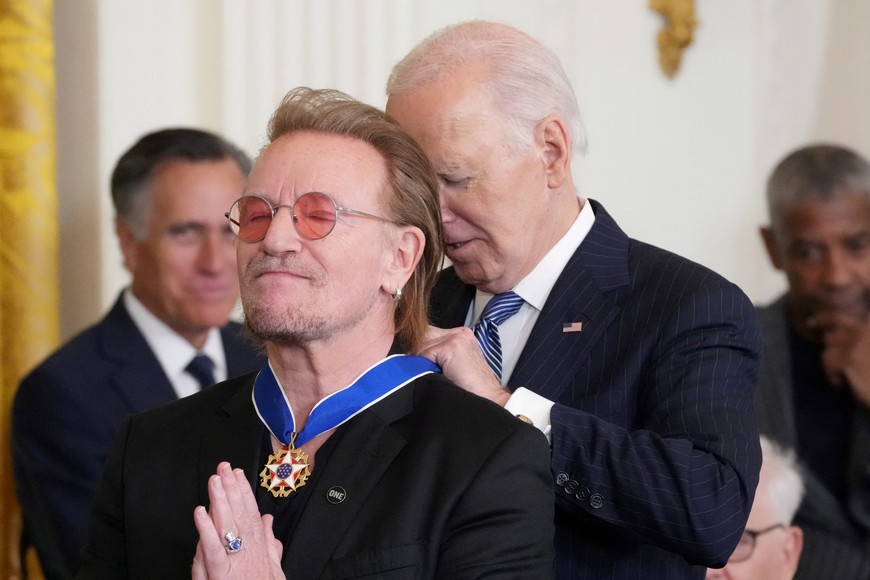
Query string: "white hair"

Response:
xmin=386 ymin=20 xmax=587 ymax=155
xmin=759 ymin=435 xmax=805 ymax=525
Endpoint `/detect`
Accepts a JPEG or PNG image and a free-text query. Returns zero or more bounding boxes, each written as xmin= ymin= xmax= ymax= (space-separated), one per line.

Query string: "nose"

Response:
xmin=260 ymin=206 xmax=303 ymax=254
xmin=198 ymin=230 xmax=234 ymax=273
xmin=820 ymin=247 xmax=856 ymax=289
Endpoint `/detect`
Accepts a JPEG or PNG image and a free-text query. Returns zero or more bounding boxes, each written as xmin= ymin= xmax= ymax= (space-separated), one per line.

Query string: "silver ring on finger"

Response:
xmin=224 ymin=531 xmax=243 ymax=554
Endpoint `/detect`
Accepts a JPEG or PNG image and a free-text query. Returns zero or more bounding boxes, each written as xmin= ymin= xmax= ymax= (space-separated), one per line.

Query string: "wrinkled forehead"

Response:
xmin=387 ymin=81 xmax=510 ymax=167
xmin=247 ymin=132 xmax=389 ymax=206
xmin=779 ymin=192 xmax=870 ymax=240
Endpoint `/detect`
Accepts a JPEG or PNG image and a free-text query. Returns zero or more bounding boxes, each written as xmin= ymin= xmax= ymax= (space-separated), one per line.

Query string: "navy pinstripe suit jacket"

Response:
xmin=430 ymin=200 xmax=762 ymax=579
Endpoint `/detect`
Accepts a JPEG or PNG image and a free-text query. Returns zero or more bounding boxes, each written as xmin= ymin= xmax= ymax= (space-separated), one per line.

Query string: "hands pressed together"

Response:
xmin=192 ymin=462 xmax=285 ymax=580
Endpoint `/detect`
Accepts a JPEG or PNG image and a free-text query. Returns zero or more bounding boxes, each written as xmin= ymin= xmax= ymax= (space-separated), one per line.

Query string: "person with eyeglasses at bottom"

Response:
xmin=707 ymin=435 xmax=805 ymax=580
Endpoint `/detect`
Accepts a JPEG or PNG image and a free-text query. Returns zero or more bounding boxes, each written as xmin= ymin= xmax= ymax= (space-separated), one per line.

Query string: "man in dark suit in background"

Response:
xmin=12 ymin=128 xmax=265 ymax=579
xmin=386 ymin=20 xmax=762 ymax=579
xmin=756 ymin=143 xmax=870 ymax=578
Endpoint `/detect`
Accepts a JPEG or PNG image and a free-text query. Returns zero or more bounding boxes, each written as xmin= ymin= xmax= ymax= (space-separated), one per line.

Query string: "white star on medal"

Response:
xmin=260 ymin=443 xmax=311 ymax=498
xmin=267 ymin=449 xmax=308 ymax=490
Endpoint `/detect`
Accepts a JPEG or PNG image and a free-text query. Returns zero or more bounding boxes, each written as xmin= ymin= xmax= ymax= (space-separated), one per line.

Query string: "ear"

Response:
xmin=382 ymin=225 xmax=425 ymax=295
xmin=115 ymin=217 xmax=140 ymax=273
xmin=536 ymin=115 xmax=571 ymax=189
xmin=760 ymin=226 xmax=784 ymax=271
xmin=782 ymin=526 xmax=804 ymax=576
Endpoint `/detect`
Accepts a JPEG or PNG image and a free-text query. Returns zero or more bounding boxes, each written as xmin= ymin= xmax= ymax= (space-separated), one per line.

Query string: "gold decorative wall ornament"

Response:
xmin=650 ymin=0 xmax=697 ymax=78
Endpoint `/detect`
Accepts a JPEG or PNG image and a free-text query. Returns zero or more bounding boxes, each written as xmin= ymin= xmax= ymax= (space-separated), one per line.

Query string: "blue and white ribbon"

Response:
xmin=253 ymin=354 xmax=440 ymax=447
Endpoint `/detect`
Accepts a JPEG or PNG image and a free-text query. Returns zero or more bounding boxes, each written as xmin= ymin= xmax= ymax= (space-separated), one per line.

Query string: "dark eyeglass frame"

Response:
xmin=729 ymin=523 xmax=785 ymax=563
xmin=225 ymin=192 xmax=391 ymax=242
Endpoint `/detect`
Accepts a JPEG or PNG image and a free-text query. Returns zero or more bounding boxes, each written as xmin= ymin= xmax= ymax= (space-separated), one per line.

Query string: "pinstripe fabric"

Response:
xmin=430 ymin=200 xmax=762 ymax=579
xmin=756 ymin=297 xmax=870 ymax=579
xmin=473 ymin=291 xmax=524 ymax=380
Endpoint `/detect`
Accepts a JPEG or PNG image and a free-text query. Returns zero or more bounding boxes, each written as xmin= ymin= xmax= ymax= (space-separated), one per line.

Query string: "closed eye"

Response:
xmin=439 ymin=174 xmax=470 ymax=187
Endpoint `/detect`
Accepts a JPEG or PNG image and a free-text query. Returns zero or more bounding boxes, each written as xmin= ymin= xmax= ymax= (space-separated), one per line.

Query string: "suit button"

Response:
xmin=555 ymin=472 xmax=569 ymax=486
xmin=575 ymin=486 xmax=590 ymax=501
xmin=589 ymin=493 xmax=604 ymax=509
xmin=563 ymin=480 xmax=580 ymax=494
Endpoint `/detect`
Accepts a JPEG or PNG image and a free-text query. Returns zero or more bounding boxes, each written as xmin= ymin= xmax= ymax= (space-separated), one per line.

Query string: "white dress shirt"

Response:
xmin=123 ymin=289 xmax=227 ymax=398
xmin=469 ymin=198 xmax=595 ymax=441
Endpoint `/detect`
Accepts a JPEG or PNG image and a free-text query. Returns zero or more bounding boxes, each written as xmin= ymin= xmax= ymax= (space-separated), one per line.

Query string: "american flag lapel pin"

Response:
xmin=562 ymin=321 xmax=583 ymax=333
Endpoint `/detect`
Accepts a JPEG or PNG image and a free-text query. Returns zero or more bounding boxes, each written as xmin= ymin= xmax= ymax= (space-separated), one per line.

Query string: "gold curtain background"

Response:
xmin=0 ymin=0 xmax=57 ymax=578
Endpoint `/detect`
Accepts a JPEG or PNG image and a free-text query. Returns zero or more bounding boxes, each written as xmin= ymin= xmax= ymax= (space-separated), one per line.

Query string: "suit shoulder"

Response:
xmin=220 ymin=322 xmax=266 ymax=371
xmin=628 ymin=238 xmax=733 ymax=288
xmin=19 ymin=321 xmax=108 ymax=387
xmin=412 ymin=373 xmax=505 ymax=411
xmin=219 ymin=320 xmax=247 ymax=342
xmin=134 ymin=372 xmax=256 ymax=425
xmin=623 ymin=238 xmax=753 ymax=313
xmin=408 ymin=374 xmax=543 ymax=443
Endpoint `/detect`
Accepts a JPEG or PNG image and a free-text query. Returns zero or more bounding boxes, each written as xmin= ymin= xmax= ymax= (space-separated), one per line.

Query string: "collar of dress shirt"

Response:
xmin=123 ymin=289 xmax=227 ymax=394
xmin=472 ymin=196 xmax=596 ymax=321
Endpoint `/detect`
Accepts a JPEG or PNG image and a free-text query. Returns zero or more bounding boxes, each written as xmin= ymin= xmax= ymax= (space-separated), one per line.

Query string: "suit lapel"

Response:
xmin=221 ymin=322 xmax=266 ymax=377
xmin=99 ymin=296 xmax=178 ymax=410
xmin=510 ymin=200 xmax=629 ymax=401
xmin=284 ymin=390 xmax=410 ymax=579
xmin=198 ymin=374 xmax=266 ymax=504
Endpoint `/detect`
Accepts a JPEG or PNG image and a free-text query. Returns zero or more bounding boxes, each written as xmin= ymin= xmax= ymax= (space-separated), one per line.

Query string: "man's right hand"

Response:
xmin=811 ymin=311 xmax=870 ymax=407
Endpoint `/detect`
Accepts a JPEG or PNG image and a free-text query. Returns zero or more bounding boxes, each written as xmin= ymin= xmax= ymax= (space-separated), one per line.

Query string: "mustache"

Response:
xmin=800 ymin=291 xmax=870 ymax=317
xmin=244 ymin=255 xmax=319 ymax=279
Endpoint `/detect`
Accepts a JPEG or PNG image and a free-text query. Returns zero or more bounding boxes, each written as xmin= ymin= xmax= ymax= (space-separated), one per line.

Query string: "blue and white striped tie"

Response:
xmin=472 ymin=291 xmax=524 ymax=380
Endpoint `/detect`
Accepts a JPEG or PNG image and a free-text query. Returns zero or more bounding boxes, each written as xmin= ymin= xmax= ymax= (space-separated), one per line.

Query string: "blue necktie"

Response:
xmin=186 ymin=354 xmax=216 ymax=389
xmin=473 ymin=291 xmax=524 ymax=380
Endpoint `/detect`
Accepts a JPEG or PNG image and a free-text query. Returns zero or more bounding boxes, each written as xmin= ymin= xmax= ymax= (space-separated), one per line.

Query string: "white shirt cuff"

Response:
xmin=505 ymin=387 xmax=553 ymax=444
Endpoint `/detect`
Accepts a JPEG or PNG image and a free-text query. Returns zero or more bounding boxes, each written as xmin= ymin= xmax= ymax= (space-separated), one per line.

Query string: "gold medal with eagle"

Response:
xmin=260 ymin=434 xmax=311 ymax=498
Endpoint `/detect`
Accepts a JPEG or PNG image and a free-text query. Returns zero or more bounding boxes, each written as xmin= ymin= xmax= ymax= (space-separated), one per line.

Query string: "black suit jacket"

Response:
xmin=756 ymin=295 xmax=870 ymax=579
xmin=77 ymin=371 xmax=555 ymax=579
xmin=12 ymin=294 xmax=264 ymax=579
xmin=430 ymin=200 xmax=762 ymax=579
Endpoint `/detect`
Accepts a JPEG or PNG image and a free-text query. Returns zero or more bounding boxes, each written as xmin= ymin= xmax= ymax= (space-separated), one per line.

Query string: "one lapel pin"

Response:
xmin=562 ymin=321 xmax=583 ymax=333
xmin=326 ymin=486 xmax=347 ymax=504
